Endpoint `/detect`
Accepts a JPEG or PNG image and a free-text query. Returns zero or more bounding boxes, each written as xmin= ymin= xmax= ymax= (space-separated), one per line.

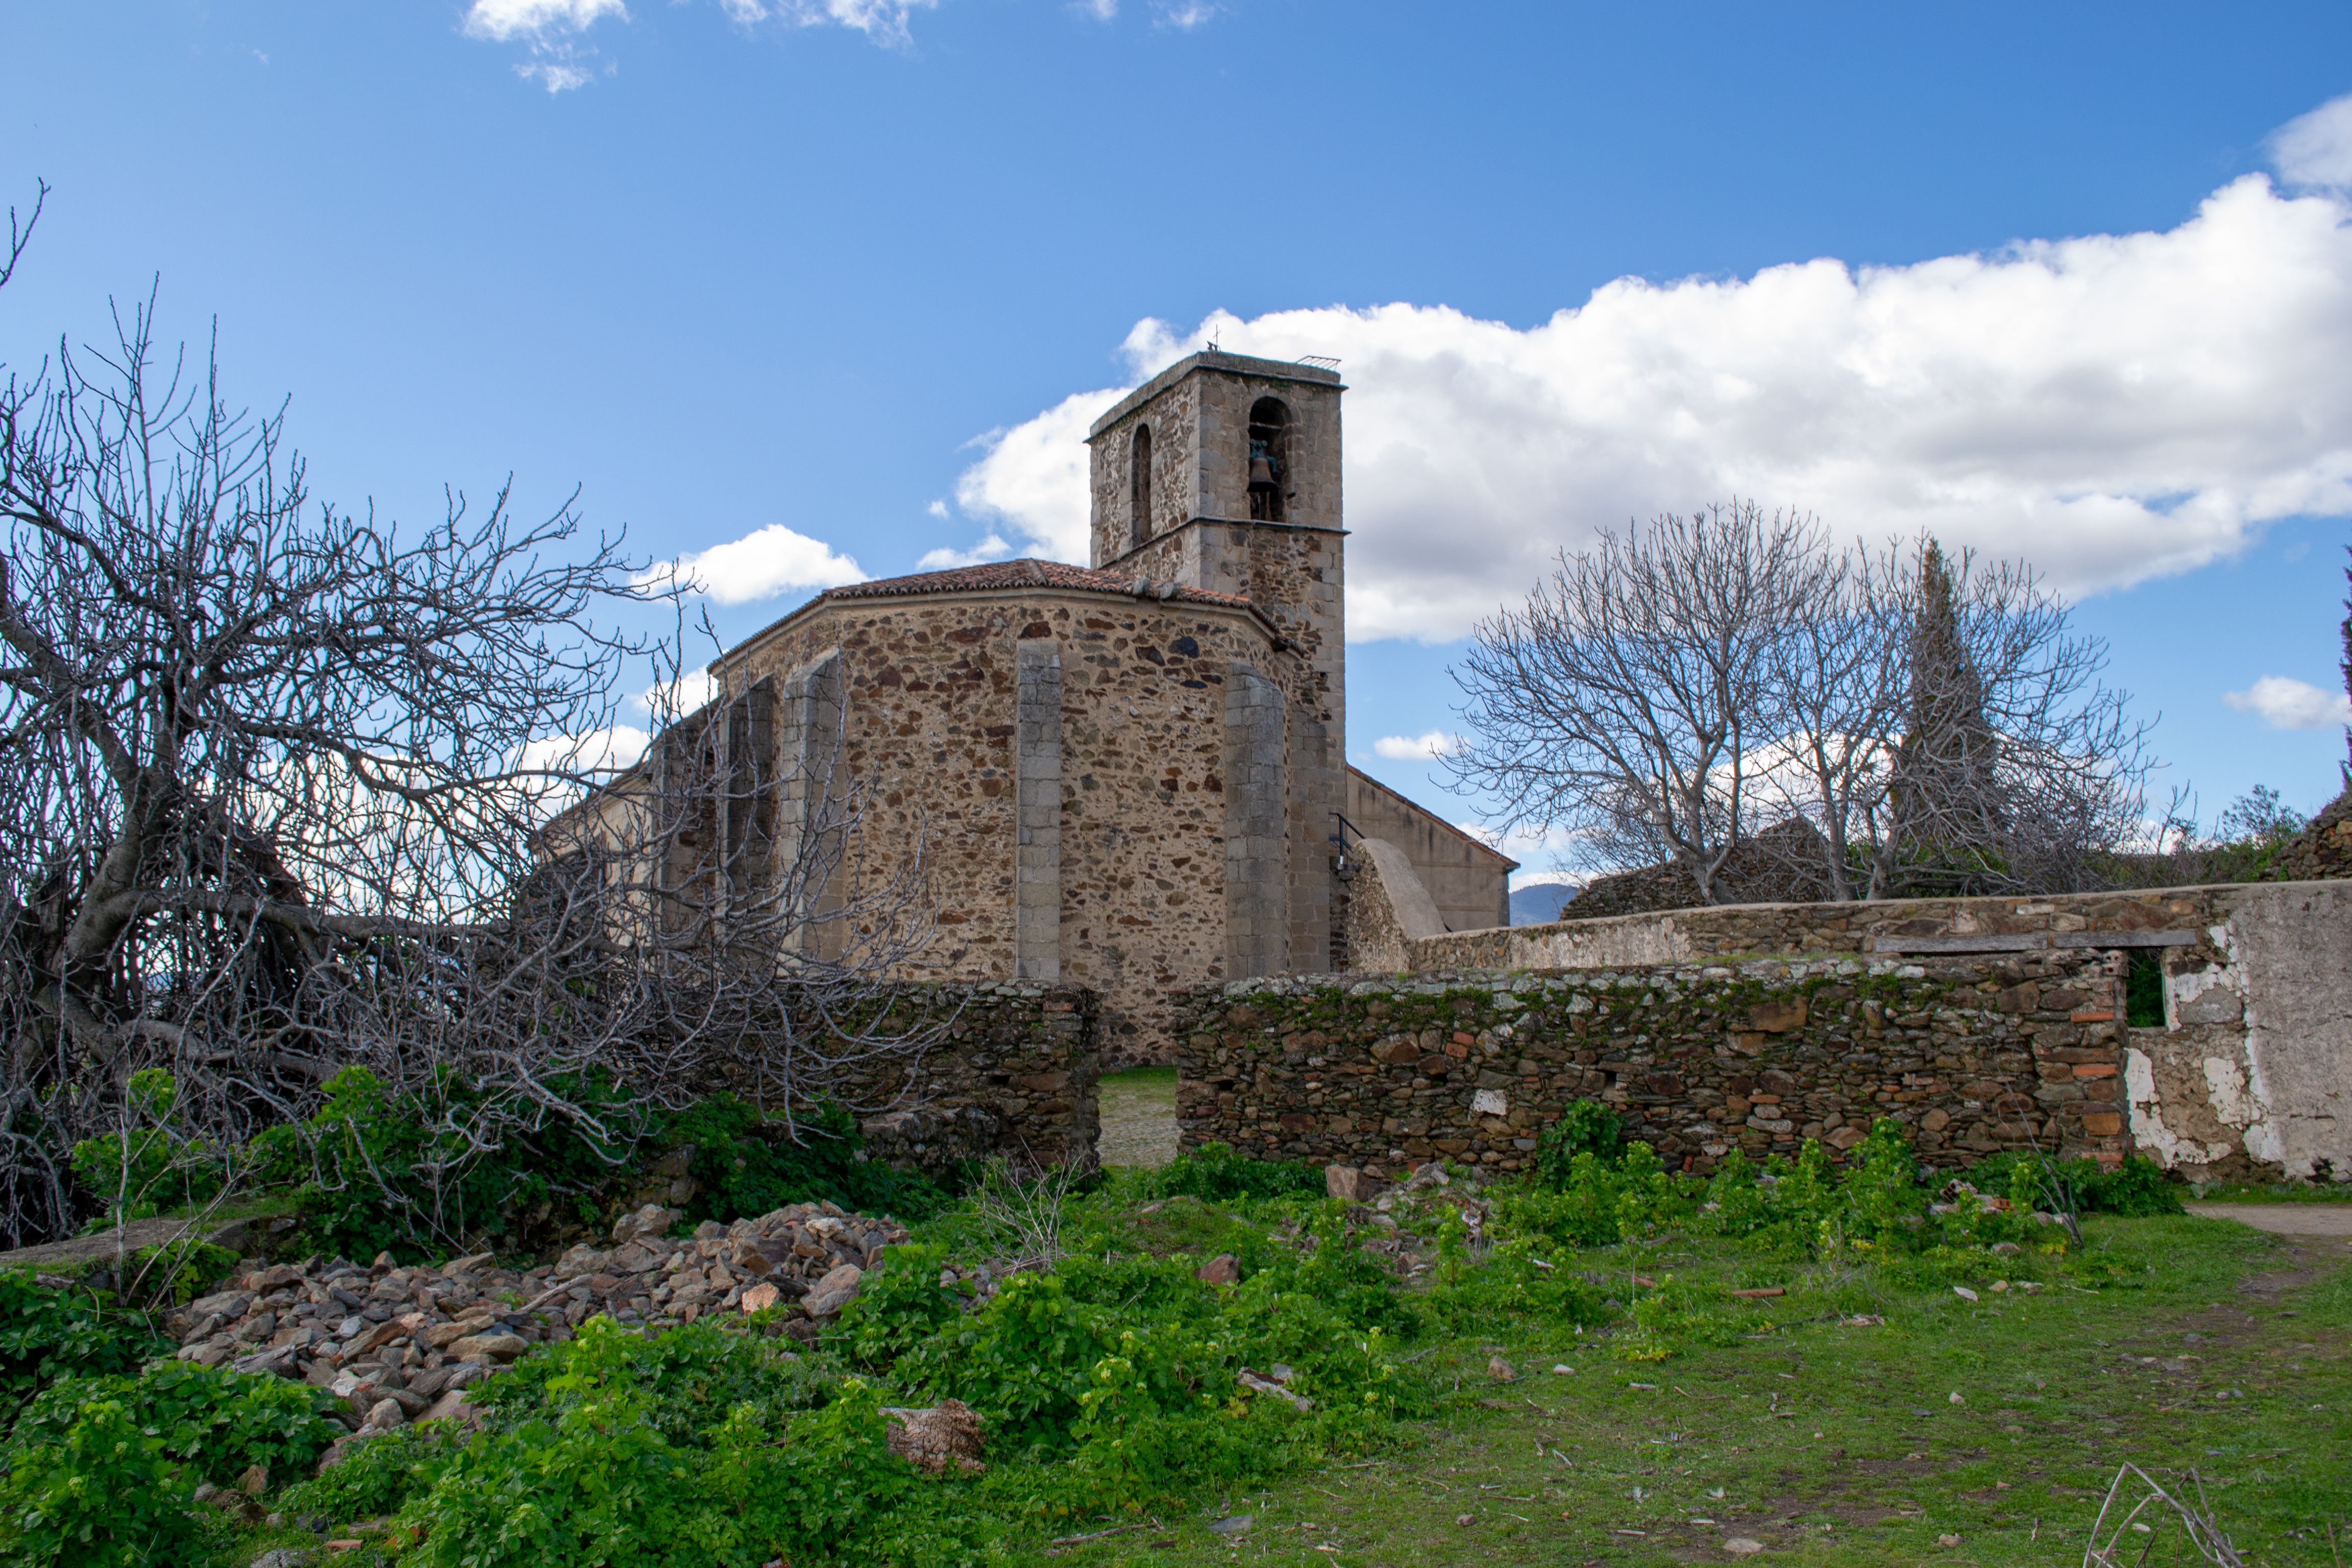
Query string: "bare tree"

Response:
xmin=1752 ymin=538 xmax=2159 ymax=900
xmin=1451 ymin=497 xmax=2159 ymax=908
xmin=0 ymin=196 xmax=936 ymax=1250
xmin=1446 ymin=502 xmax=1829 ymax=904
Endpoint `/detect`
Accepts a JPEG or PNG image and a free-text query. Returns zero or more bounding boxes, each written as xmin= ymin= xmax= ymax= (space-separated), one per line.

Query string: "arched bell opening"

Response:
xmin=1246 ymin=397 xmax=1289 ymax=522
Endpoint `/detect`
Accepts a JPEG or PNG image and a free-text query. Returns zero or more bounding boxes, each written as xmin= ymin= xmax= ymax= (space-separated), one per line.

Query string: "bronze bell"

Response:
xmin=1249 ymin=454 xmax=1276 ymax=485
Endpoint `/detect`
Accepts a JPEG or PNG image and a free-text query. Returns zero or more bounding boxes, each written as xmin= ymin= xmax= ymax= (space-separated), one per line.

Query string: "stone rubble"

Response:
xmin=164 ymin=1198 xmax=909 ymax=1443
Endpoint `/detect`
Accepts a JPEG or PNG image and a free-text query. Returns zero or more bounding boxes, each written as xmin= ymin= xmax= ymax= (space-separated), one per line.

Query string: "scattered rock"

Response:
xmin=135 ymin=1196 xmax=911 ymax=1469
xmin=1723 ymin=1538 xmax=1765 ymax=1556
xmin=1486 ymin=1356 xmax=1516 ymax=1382
xmin=1937 ymin=1534 xmax=1962 ymax=1547
xmin=250 ymin=1550 xmax=314 ymax=1568
xmin=883 ymin=1400 xmax=987 ymax=1475
xmin=447 ymin=1333 xmax=528 ymax=1363
xmin=1952 ymin=1286 xmax=1979 ymax=1302
xmin=237 ymin=1462 xmax=270 ymax=1496
xmin=1324 ymin=1165 xmax=1373 ymax=1203
xmin=1195 ymin=1254 xmax=1241 ymax=1287
xmin=1237 ymin=1367 xmax=1312 ymax=1410
xmin=800 ymin=1264 xmax=864 ymax=1318
xmin=1209 ymin=1516 xmax=1254 ymax=1536
xmin=611 ymin=1204 xmax=682 ymax=1246
xmin=1551 ymin=1364 xmax=1575 ymax=1375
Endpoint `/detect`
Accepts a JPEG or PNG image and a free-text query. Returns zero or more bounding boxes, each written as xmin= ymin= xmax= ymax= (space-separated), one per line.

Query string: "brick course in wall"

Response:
xmin=1173 ymin=951 xmax=2131 ymax=1179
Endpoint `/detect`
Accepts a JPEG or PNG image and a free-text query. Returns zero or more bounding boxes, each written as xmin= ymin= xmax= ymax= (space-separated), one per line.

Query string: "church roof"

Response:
xmin=821 ymin=557 xmax=1253 ymax=608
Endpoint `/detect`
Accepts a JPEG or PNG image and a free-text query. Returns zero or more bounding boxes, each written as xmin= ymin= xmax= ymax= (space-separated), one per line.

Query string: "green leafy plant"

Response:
xmin=1533 ymin=1099 xmax=1627 ymax=1185
xmin=0 ymin=1397 xmax=202 ymax=1568
xmin=278 ymin=1424 xmax=455 ymax=1524
xmin=1137 ymin=1142 xmax=1324 ymax=1204
xmin=0 ymin=1272 xmax=164 ymax=1422
xmin=7 ymin=1361 xmax=341 ymax=1487
xmin=68 ymin=1070 xmax=227 ymax=1232
xmin=659 ymin=1095 xmax=960 ymax=1227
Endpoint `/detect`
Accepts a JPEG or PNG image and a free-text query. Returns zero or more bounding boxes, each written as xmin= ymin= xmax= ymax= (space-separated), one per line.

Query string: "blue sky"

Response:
xmin=6 ymin=2 xmax=2351 ymax=884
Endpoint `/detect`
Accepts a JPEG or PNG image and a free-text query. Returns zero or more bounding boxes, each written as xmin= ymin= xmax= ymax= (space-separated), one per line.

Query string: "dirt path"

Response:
xmin=1097 ymin=1067 xmax=1179 ymax=1168
xmin=2187 ymin=1200 xmax=2352 ymax=1237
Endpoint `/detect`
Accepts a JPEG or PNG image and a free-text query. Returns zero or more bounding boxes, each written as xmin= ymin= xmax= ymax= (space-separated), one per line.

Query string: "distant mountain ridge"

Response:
xmin=1509 ymin=881 xmax=1579 ymax=925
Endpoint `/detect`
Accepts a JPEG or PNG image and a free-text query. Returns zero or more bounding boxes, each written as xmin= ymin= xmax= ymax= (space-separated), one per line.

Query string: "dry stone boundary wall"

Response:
xmin=843 ymin=982 xmax=1102 ymax=1173
xmin=1173 ymin=950 xmax=2130 ymax=1180
xmin=1340 ymin=850 xmax=2352 ymax=1184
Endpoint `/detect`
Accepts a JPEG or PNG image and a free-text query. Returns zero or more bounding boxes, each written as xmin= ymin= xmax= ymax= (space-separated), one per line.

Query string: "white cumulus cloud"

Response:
xmin=638 ymin=523 xmax=867 ymax=605
xmin=517 ymin=724 xmax=651 ymax=776
xmin=2223 ymin=674 xmax=2352 ymax=730
xmin=917 ymin=533 xmax=1013 ymax=571
xmin=958 ymin=167 xmax=2352 ymax=643
xmin=635 ymin=669 xmax=720 ymax=716
xmin=467 ymin=0 xmax=934 ymax=88
xmin=462 ymin=0 xmax=627 ymax=41
xmin=721 ymin=0 xmax=938 ymax=42
xmin=1371 ymin=729 xmax=1464 ymax=760
xmin=2272 ymin=92 xmax=2352 ymax=190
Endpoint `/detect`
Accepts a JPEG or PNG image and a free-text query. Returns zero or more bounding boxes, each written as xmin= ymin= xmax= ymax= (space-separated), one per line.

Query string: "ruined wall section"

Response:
xmin=1344 ymin=849 xmax=2350 ymax=1183
xmin=831 ymin=982 xmax=1102 ymax=1174
xmin=1173 ymin=953 xmax=2129 ymax=1179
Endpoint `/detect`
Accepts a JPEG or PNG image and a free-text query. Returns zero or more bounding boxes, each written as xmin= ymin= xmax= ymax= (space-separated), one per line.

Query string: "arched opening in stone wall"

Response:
xmin=1129 ymin=423 xmax=1153 ymax=551
xmin=1246 ymin=397 xmax=1288 ymax=522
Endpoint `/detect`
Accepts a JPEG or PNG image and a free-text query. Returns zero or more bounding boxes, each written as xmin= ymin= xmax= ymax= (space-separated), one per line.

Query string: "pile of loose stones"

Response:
xmin=165 ymin=1199 xmax=907 ymax=1444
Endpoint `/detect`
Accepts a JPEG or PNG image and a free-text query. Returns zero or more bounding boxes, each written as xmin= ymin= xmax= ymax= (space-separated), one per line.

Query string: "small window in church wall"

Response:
xmin=1129 ymin=424 xmax=1153 ymax=551
xmin=1246 ymin=397 xmax=1288 ymax=522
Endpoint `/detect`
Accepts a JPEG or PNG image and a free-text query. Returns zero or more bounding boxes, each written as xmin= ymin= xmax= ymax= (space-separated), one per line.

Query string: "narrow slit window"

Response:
xmin=2125 ymin=949 xmax=2166 ymax=1027
xmin=1129 ymin=423 xmax=1153 ymax=551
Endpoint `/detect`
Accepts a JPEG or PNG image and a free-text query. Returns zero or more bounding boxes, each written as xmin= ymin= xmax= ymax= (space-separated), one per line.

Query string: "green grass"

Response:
xmin=130 ymin=1171 xmax=2352 ymax=1568
xmin=2191 ymin=1181 xmax=2352 ymax=1205
xmin=1046 ymin=1219 xmax=2352 ymax=1567
xmin=1097 ymin=1067 xmax=1180 ymax=1169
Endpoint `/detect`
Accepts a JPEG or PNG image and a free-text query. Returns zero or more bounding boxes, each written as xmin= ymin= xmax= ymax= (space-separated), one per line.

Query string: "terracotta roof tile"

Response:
xmin=822 ymin=557 xmax=1252 ymax=609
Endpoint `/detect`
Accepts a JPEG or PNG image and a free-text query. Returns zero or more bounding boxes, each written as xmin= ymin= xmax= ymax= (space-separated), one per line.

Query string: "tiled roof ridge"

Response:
xmin=823 ymin=557 xmax=1253 ymax=608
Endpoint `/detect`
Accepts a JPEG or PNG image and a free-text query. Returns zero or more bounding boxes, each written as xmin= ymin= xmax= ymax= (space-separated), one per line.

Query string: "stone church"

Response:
xmin=680 ymin=350 xmax=1513 ymax=1057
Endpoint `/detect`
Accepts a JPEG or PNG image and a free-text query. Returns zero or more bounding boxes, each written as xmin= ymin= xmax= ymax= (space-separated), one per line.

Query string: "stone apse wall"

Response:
xmin=1333 ymin=847 xmax=2352 ymax=1183
xmin=713 ymin=576 xmax=1335 ymax=1064
xmin=1173 ymin=950 xmax=2132 ymax=1179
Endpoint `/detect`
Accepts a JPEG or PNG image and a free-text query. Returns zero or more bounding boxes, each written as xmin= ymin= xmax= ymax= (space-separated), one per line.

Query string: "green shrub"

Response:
xmin=1533 ymin=1100 xmax=1627 ymax=1185
xmin=1977 ymin=1151 xmax=2184 ymax=1218
xmin=67 ymin=1070 xmax=227 ymax=1231
xmin=0 ymin=1397 xmax=203 ymax=1567
xmin=252 ymin=1065 xmax=649 ymax=1263
xmin=278 ymin=1423 xmax=454 ymax=1523
xmin=1501 ymin=1139 xmax=1693 ymax=1250
xmin=1138 ymin=1142 xmax=1324 ymax=1204
xmin=258 ymin=1070 xmax=958 ymax=1262
xmin=398 ymin=1343 xmax=978 ymax=1567
xmin=0 ymin=1273 xmax=164 ymax=1422
xmin=6 ymin=1361 xmax=341 ymax=1487
xmin=658 ymin=1096 xmax=961 ymax=1227
xmin=474 ymin=1316 xmax=839 ymax=1449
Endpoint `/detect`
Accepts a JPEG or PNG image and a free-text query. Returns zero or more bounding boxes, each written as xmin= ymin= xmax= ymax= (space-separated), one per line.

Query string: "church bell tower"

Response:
xmin=1083 ymin=350 xmax=1346 ymax=742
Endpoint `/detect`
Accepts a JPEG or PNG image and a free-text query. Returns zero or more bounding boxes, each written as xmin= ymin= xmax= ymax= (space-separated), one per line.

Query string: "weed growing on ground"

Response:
xmin=4 ymin=1113 xmax=2346 ymax=1568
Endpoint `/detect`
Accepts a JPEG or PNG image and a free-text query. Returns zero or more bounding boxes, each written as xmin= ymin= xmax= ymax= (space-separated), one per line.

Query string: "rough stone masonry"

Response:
xmin=1173 ymin=949 xmax=2132 ymax=1179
